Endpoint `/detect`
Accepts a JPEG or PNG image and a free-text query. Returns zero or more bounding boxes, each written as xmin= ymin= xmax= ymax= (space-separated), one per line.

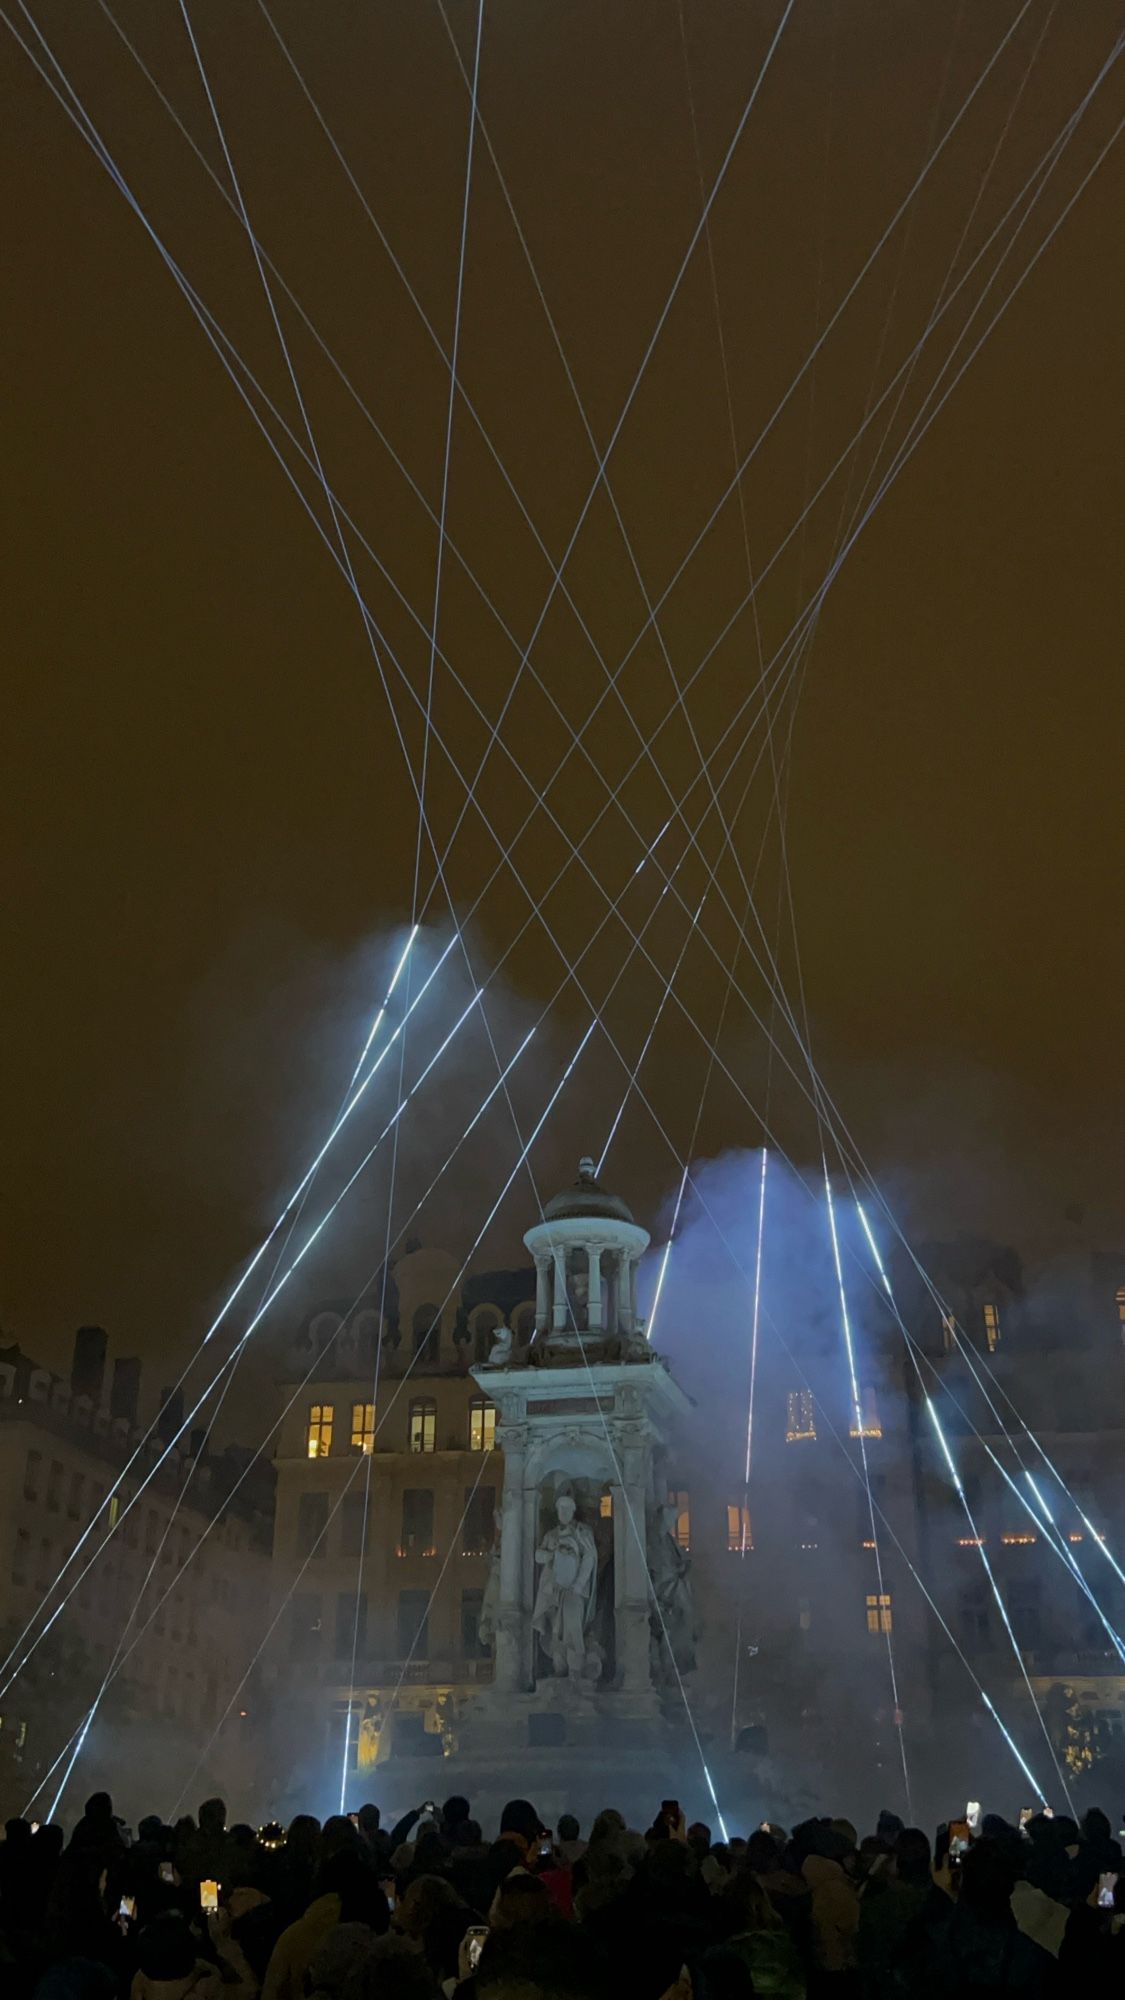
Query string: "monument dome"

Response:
xmin=542 ymin=1155 xmax=635 ymax=1225
xmin=524 ymin=1155 xmax=650 ymax=1343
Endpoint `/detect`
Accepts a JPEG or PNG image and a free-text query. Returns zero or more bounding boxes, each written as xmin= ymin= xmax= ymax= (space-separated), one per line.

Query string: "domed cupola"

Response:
xmin=524 ymin=1156 xmax=650 ymax=1341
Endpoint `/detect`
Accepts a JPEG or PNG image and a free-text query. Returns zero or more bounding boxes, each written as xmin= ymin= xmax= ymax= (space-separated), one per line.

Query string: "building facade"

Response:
xmin=269 ymin=1180 xmax=1125 ymax=1819
xmin=266 ymin=1244 xmax=537 ymax=1800
xmin=0 ymin=1329 xmax=273 ymax=1818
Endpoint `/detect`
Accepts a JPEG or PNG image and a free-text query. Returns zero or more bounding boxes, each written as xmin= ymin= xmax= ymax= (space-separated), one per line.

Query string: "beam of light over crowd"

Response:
xmin=979 ymin=1692 xmax=1049 ymax=1807
xmin=28 ymin=1016 xmax=545 ymax=1809
xmin=0 ymin=926 xmax=455 ymax=1694
xmin=347 ymin=924 xmax=419 ymax=1088
xmin=0 ymin=967 xmax=480 ymax=1707
xmin=743 ymin=1145 xmax=769 ymax=1495
xmin=860 ymin=1201 xmax=1125 ymax=1668
xmin=858 ymin=1200 xmax=1109 ymax=1801
xmin=826 ymin=1174 xmax=910 ymax=1812
xmin=925 ymin=1397 xmax=1062 ymax=1810
xmin=1022 ymin=1476 xmax=1125 ymax=1669
xmin=824 ymin=1174 xmax=865 ymax=1441
xmin=646 ymin=1160 xmax=691 ymax=1345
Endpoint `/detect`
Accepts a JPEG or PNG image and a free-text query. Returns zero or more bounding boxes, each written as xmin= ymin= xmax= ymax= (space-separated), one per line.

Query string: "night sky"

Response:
xmin=3 ymin=1 xmax=1123 ymax=1413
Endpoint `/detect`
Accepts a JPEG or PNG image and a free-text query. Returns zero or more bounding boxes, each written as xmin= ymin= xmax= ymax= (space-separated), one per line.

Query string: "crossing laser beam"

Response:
xmin=347 ymin=924 xmax=420 ymax=1088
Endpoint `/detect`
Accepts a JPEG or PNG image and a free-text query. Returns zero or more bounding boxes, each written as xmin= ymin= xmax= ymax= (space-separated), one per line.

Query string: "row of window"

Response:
xmin=310 ymin=1390 xmax=891 ymax=1463
xmin=290 ymin=1585 xmax=489 ymax=1663
xmin=24 ymin=1451 xmax=111 ymax=1520
xmin=784 ymin=1387 xmax=884 ymax=1443
xmin=22 ymin=1451 xmax=246 ymax=1555
xmin=306 ymin=1398 xmax=496 ymax=1460
xmin=294 ymin=1484 xmax=496 ymax=1561
xmin=290 ymin=1584 xmax=898 ymax=1661
xmin=940 ymin=1304 xmax=1002 ymax=1354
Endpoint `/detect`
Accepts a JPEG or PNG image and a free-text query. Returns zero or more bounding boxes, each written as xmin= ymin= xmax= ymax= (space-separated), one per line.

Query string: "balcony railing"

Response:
xmin=320 ymin=1656 xmax=493 ymax=1687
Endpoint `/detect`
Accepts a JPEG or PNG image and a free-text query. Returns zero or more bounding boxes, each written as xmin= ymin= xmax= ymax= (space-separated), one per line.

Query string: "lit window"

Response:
xmin=599 ymin=1491 xmax=614 ymax=1519
xmin=1116 ymin=1288 xmax=1125 ymax=1345
xmin=941 ymin=1313 xmax=956 ymax=1353
xmin=670 ymin=1490 xmax=690 ymax=1550
xmin=307 ymin=1404 xmax=334 ymax=1459
xmin=468 ymin=1397 xmax=496 ymax=1453
xmin=850 ymin=1385 xmax=882 ymax=1439
xmin=408 ymin=1398 xmax=437 ymax=1454
xmin=866 ymin=1592 xmax=893 ymax=1635
xmin=727 ymin=1502 xmax=752 ymax=1554
xmin=983 ymin=1304 xmax=1001 ymax=1353
xmin=351 ymin=1402 xmax=376 ymax=1454
xmin=786 ymin=1390 xmax=816 ymax=1442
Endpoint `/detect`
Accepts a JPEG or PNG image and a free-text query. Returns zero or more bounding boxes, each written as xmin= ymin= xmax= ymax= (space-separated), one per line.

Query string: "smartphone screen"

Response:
xmin=1019 ymin=1808 xmax=1033 ymax=1829
xmin=159 ymin=1861 xmax=175 ymax=1884
xmin=118 ymin=1895 xmax=136 ymax=1922
xmin=1098 ymin=1872 xmax=1118 ymax=1909
xmin=200 ymin=1879 xmax=220 ymax=1914
xmin=948 ymin=1820 xmax=971 ymax=1855
xmin=465 ymin=1926 xmax=489 ymax=1970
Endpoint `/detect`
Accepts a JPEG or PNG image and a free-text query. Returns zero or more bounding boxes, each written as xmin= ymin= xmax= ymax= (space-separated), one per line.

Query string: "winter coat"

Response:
xmin=724 ymin=1925 xmax=805 ymax=1998
xmin=261 ymin=1892 xmax=342 ymax=2000
xmin=920 ymin=1903 xmax=1053 ymax=1997
xmin=801 ymin=1854 xmax=859 ymax=1973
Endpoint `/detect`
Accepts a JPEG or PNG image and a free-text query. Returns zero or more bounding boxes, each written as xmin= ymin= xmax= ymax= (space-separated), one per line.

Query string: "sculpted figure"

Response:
xmin=649 ymin=1502 xmax=698 ymax=1676
xmin=532 ymin=1491 xmax=598 ymax=1679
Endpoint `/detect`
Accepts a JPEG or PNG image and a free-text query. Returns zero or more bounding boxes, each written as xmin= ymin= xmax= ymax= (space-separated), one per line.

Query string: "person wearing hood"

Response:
xmin=261 ymin=1848 xmax=384 ymax=2000
xmin=715 ymin=1871 xmax=804 ymax=1998
xmin=858 ymin=1826 xmax=935 ymax=1994
xmin=795 ymin=1822 xmax=859 ymax=1994
xmin=920 ymin=1841 xmax=1052 ymax=1997
xmin=129 ymin=1914 xmax=242 ymax=2000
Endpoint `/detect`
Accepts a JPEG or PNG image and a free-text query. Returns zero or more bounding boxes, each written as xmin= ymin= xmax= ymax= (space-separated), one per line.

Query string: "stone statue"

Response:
xmin=649 ymin=1503 xmax=698 ymax=1677
xmin=357 ymin=1695 xmax=385 ymax=1770
xmin=477 ymin=1510 xmax=502 ymax=1651
xmin=532 ymin=1491 xmax=598 ymax=1680
xmin=483 ymin=1321 xmax=513 ymax=1367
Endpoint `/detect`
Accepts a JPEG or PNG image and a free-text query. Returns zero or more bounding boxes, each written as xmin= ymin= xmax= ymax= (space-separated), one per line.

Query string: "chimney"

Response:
xmin=157 ymin=1385 xmax=185 ymax=1444
xmin=110 ymin=1356 xmax=141 ymax=1426
xmin=71 ymin=1326 xmax=108 ymax=1405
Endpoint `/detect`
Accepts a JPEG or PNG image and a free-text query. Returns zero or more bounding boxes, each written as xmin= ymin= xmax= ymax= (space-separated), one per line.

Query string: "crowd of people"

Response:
xmin=1 ymin=1784 xmax=1123 ymax=1998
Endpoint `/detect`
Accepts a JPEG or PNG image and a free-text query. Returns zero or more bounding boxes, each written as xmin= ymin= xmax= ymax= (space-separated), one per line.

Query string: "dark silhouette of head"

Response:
xmin=198 ymin=1798 xmax=227 ymax=1836
xmin=959 ymin=1842 xmax=1017 ymax=1920
xmin=136 ymin=1915 xmax=197 ymax=1981
xmin=895 ymin=1828 xmax=932 ymax=1887
xmin=499 ymin=1799 xmax=541 ymax=1850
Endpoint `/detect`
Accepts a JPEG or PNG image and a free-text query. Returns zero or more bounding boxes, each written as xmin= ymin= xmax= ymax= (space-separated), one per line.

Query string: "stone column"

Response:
xmin=619 ymin=1255 xmax=635 ymax=1333
xmin=494 ymin=1426 xmax=527 ymax=1693
xmin=588 ymin=1247 xmax=603 ymax=1331
xmin=551 ymin=1249 xmax=568 ymax=1331
xmin=614 ymin=1424 xmax=653 ymax=1695
xmin=534 ymin=1255 xmax=550 ymax=1333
